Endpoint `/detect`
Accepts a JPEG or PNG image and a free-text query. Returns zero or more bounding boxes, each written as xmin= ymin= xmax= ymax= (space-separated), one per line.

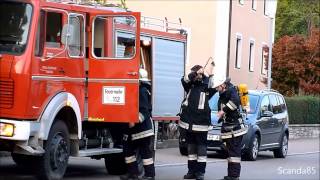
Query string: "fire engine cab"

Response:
xmin=0 ymin=0 xmax=187 ymax=179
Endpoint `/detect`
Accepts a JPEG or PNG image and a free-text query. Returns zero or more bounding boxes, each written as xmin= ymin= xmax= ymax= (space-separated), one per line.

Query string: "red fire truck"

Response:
xmin=0 ymin=0 xmax=187 ymax=179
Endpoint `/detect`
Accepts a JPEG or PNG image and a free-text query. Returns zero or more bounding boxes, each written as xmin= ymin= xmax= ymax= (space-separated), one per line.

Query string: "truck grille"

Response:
xmin=0 ymin=79 xmax=14 ymax=108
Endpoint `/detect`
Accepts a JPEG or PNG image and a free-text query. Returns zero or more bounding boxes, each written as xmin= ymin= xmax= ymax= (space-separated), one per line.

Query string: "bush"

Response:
xmin=285 ymin=96 xmax=320 ymax=124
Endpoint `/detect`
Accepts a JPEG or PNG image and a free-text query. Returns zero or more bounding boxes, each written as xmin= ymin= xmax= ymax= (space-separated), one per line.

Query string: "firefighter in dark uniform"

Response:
xmin=179 ymin=65 xmax=217 ymax=180
xmin=120 ymin=69 xmax=155 ymax=180
xmin=213 ymin=76 xmax=248 ymax=180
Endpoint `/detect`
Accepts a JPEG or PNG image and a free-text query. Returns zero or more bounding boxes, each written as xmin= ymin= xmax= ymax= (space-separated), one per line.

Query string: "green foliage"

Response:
xmin=275 ymin=0 xmax=320 ymax=40
xmin=285 ymin=96 xmax=320 ymax=124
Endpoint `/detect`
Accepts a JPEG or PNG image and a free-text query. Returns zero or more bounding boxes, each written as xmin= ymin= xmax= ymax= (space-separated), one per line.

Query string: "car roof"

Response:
xmin=248 ymin=89 xmax=283 ymax=97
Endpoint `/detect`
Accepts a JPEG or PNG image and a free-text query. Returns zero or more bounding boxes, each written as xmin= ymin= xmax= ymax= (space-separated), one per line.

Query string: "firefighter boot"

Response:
xmin=222 ymin=176 xmax=239 ymax=180
xmin=119 ymin=174 xmax=139 ymax=180
xmin=183 ymin=172 xmax=197 ymax=179
xmin=195 ymin=172 xmax=204 ymax=180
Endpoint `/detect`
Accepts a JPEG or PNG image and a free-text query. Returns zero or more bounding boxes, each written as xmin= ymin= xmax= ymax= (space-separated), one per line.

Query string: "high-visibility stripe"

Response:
xmin=179 ymin=121 xmax=210 ymax=132
xmin=228 ymin=157 xmax=241 ymax=163
xmin=125 ymin=156 xmax=137 ymax=164
xmin=220 ymin=126 xmax=248 ymax=139
xmin=188 ymin=154 xmax=197 ymax=161
xmin=139 ymin=112 xmax=145 ymax=123
xmin=183 ymin=91 xmax=191 ymax=106
xmin=228 ymin=101 xmax=237 ymax=109
xmin=131 ymin=129 xmax=154 ymax=140
xmin=198 ymin=92 xmax=206 ymax=110
xmin=197 ymin=156 xmax=207 ymax=162
xmin=143 ymin=158 xmax=154 ymax=165
xmin=192 ymin=124 xmax=210 ymax=131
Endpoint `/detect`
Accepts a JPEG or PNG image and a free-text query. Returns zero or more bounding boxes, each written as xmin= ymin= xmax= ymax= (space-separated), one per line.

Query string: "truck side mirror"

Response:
xmin=261 ymin=110 xmax=273 ymax=117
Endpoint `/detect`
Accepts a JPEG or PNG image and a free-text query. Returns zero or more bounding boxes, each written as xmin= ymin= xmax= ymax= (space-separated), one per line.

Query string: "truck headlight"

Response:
xmin=0 ymin=123 xmax=14 ymax=137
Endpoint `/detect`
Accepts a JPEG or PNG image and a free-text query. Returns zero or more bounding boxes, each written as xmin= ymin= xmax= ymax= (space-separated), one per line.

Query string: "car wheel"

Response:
xmin=38 ymin=120 xmax=70 ymax=180
xmin=243 ymin=134 xmax=259 ymax=161
xmin=273 ymin=134 xmax=288 ymax=158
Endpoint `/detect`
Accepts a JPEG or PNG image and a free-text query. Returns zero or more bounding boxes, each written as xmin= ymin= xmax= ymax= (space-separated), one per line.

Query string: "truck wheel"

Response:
xmin=11 ymin=153 xmax=39 ymax=168
xmin=104 ymin=153 xmax=127 ymax=175
xmin=243 ymin=134 xmax=259 ymax=161
xmin=273 ymin=134 xmax=288 ymax=158
xmin=38 ymin=120 xmax=70 ymax=180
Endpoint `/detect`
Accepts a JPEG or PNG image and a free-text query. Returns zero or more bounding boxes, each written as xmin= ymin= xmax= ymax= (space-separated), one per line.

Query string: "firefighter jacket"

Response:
xmin=179 ymin=73 xmax=217 ymax=132
xmin=218 ymin=82 xmax=247 ymax=139
xmin=127 ymin=82 xmax=154 ymax=141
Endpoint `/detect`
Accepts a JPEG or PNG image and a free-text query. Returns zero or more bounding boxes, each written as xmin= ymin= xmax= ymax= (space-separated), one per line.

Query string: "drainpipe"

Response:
xmin=226 ymin=0 xmax=232 ymax=77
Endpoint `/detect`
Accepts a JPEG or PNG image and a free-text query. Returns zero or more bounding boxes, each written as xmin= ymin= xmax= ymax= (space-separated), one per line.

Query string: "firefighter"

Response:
xmin=212 ymin=76 xmax=248 ymax=180
xmin=120 ymin=69 xmax=155 ymax=180
xmin=179 ymin=65 xmax=217 ymax=180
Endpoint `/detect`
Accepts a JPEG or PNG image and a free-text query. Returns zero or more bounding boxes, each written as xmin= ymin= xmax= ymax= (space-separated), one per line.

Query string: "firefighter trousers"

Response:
xmin=123 ymin=136 xmax=155 ymax=177
xmin=186 ymin=131 xmax=208 ymax=175
xmin=225 ymin=135 xmax=243 ymax=178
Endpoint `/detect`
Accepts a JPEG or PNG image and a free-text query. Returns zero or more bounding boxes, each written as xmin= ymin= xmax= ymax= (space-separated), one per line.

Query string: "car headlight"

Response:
xmin=0 ymin=122 xmax=14 ymax=137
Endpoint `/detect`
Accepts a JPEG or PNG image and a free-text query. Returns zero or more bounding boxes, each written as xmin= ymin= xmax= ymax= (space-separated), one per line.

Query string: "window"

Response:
xmin=277 ymin=95 xmax=287 ymax=112
xmin=252 ymin=0 xmax=257 ymax=10
xmin=239 ymin=0 xmax=244 ymax=5
xmin=269 ymin=94 xmax=281 ymax=114
xmin=45 ymin=12 xmax=62 ymax=48
xmin=248 ymin=94 xmax=259 ymax=114
xmin=249 ymin=40 xmax=255 ymax=72
xmin=260 ymin=96 xmax=271 ymax=114
xmin=92 ymin=15 xmax=137 ymax=59
xmin=68 ymin=14 xmax=85 ymax=57
xmin=235 ymin=34 xmax=242 ymax=69
xmin=0 ymin=2 xmax=33 ymax=55
xmin=264 ymin=0 xmax=267 ymax=16
xmin=261 ymin=45 xmax=268 ymax=75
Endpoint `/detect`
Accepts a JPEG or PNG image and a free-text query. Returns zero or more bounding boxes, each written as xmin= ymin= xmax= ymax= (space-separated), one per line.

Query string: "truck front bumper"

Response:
xmin=0 ymin=119 xmax=40 ymax=141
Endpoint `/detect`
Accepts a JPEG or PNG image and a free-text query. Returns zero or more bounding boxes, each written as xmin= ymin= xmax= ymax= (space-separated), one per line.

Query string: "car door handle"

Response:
xmin=127 ymin=71 xmax=138 ymax=76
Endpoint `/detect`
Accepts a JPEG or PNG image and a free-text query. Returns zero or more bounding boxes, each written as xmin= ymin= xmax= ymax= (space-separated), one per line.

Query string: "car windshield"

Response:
xmin=209 ymin=93 xmax=260 ymax=114
xmin=0 ymin=2 xmax=32 ymax=55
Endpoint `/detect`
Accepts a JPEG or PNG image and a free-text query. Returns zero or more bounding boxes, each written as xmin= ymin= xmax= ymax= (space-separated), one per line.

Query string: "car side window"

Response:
xmin=260 ymin=96 xmax=270 ymax=114
xmin=269 ymin=94 xmax=280 ymax=114
xmin=277 ymin=95 xmax=286 ymax=112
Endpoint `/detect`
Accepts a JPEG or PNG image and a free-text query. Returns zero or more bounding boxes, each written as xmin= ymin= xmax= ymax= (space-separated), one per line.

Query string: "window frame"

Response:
xmin=67 ymin=13 xmax=85 ymax=58
xmin=260 ymin=95 xmax=271 ymax=115
xmin=91 ymin=15 xmax=137 ymax=60
xmin=252 ymin=0 xmax=257 ymax=11
xmin=249 ymin=39 xmax=255 ymax=72
xmin=235 ymin=33 xmax=243 ymax=69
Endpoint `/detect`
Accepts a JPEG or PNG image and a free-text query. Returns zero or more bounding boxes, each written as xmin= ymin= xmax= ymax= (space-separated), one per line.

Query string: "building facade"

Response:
xmin=109 ymin=0 xmax=277 ymax=90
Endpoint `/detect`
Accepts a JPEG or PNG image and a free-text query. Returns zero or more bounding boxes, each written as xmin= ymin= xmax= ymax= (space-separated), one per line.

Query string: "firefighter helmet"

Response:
xmin=212 ymin=75 xmax=226 ymax=88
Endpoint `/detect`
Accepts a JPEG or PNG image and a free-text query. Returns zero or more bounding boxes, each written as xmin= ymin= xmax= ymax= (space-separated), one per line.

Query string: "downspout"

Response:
xmin=226 ymin=0 xmax=232 ymax=77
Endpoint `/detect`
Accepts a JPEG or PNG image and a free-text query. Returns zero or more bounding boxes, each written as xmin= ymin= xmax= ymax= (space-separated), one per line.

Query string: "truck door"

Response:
xmin=88 ymin=13 xmax=140 ymax=123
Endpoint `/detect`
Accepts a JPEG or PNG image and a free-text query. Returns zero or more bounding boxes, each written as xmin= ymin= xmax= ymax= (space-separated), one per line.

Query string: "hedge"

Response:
xmin=285 ymin=96 xmax=320 ymax=124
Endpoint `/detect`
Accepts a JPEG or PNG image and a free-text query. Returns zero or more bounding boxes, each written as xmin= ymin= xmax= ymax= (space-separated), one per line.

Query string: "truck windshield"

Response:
xmin=0 ymin=2 xmax=32 ymax=55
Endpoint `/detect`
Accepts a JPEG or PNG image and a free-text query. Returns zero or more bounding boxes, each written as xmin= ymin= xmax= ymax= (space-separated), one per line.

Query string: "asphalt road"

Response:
xmin=0 ymin=138 xmax=319 ymax=180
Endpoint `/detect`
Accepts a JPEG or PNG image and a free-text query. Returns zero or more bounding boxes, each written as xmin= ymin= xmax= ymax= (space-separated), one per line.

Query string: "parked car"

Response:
xmin=179 ymin=89 xmax=289 ymax=161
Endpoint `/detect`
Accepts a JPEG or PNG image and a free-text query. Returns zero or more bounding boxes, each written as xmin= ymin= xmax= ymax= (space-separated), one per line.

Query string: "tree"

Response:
xmin=275 ymin=0 xmax=320 ymax=41
xmin=272 ymin=28 xmax=320 ymax=96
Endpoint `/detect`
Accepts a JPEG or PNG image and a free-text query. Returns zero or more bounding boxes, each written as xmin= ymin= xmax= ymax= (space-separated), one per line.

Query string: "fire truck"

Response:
xmin=0 ymin=0 xmax=187 ymax=179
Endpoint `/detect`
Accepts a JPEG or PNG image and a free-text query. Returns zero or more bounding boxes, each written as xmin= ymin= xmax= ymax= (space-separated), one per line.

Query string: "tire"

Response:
xmin=104 ymin=153 xmax=127 ymax=175
xmin=273 ymin=134 xmax=288 ymax=158
xmin=11 ymin=153 xmax=39 ymax=168
xmin=243 ymin=134 xmax=259 ymax=161
xmin=38 ymin=120 xmax=70 ymax=180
